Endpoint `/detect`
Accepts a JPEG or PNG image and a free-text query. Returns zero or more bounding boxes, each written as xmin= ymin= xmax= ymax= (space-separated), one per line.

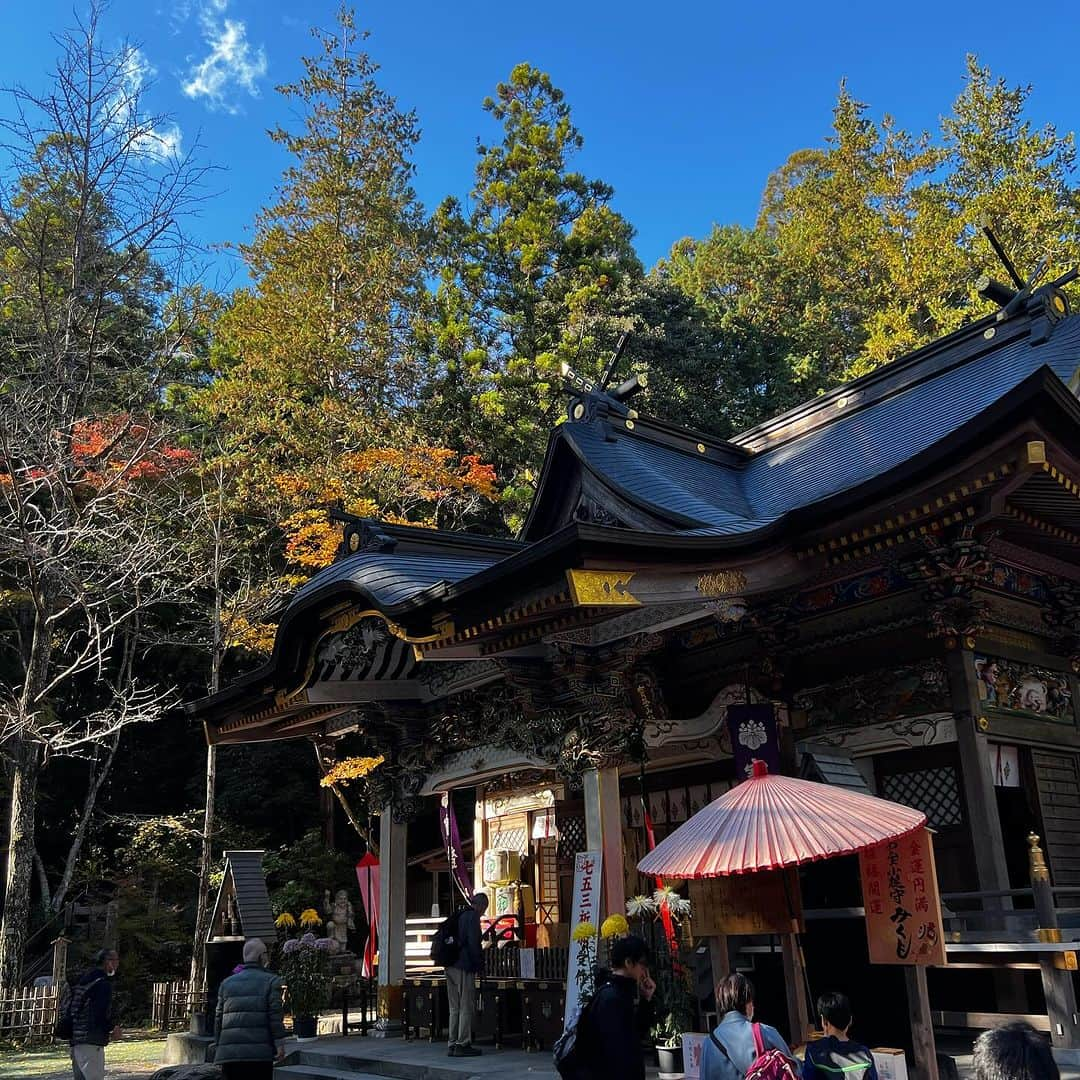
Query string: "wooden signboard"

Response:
xmin=689 ymin=868 xmax=804 ymax=936
xmin=859 ymin=827 xmax=947 ymax=966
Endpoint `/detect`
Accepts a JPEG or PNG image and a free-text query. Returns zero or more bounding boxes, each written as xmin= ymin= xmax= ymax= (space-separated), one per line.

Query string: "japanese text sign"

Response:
xmin=859 ymin=827 xmax=947 ymax=966
xmin=563 ymin=849 xmax=603 ymax=1028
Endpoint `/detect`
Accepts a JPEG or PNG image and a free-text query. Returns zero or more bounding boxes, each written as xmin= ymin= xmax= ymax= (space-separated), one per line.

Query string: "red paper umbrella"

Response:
xmin=638 ymin=762 xmax=926 ymax=879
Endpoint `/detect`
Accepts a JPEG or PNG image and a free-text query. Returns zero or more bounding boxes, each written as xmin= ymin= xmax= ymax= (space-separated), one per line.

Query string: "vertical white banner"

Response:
xmin=563 ymin=849 xmax=603 ymax=1027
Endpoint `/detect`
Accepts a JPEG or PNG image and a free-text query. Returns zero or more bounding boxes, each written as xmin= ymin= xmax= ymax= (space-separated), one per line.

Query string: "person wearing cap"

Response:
xmin=214 ymin=938 xmax=288 ymax=1078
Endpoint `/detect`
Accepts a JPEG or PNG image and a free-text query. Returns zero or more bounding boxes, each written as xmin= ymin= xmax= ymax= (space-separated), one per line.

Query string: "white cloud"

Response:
xmin=111 ymin=47 xmax=184 ymax=162
xmin=182 ymin=3 xmax=267 ymax=114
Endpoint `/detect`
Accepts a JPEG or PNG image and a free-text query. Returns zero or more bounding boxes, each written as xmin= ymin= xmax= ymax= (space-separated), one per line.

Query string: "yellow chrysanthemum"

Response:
xmin=275 ymin=912 xmax=296 ymax=929
xmin=299 ymin=908 xmax=323 ymax=928
xmin=572 ymin=921 xmax=597 ymax=942
xmin=600 ymin=914 xmax=629 ymax=939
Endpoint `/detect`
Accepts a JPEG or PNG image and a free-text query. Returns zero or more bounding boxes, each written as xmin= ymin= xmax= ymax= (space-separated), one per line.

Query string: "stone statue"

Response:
xmin=323 ymin=888 xmax=355 ymax=950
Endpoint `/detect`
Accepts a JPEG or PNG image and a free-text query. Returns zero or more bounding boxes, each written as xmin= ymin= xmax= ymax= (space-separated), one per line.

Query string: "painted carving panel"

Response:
xmin=974 ymin=654 xmax=1073 ymax=722
xmin=794 ymin=661 xmax=949 ymax=729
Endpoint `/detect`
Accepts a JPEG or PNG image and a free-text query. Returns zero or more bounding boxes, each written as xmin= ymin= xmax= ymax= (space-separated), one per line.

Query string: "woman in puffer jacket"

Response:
xmin=214 ymin=939 xmax=288 ymax=1079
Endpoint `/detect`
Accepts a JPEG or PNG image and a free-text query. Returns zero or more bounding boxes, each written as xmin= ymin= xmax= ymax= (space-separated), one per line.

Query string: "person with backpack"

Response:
xmin=445 ymin=893 xmax=488 ymax=1057
xmin=576 ymin=934 xmax=656 ymax=1080
xmin=802 ymin=992 xmax=878 ymax=1080
xmin=701 ymin=973 xmax=795 ymax=1080
xmin=65 ymin=948 xmax=121 ymax=1080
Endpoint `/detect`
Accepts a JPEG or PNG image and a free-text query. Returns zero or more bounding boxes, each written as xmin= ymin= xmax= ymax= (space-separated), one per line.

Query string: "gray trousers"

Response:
xmin=445 ymin=966 xmax=476 ymax=1047
xmin=71 ymin=1044 xmax=105 ymax=1080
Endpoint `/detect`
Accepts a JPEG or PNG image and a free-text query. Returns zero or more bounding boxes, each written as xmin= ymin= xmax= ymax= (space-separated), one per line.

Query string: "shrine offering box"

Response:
xmin=872 ymin=1049 xmax=909 ymax=1080
xmin=483 ymin=849 xmax=521 ymax=886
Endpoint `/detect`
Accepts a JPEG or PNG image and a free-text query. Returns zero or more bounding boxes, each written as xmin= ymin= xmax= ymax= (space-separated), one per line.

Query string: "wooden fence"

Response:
xmin=0 ymin=984 xmax=60 ymax=1041
xmin=151 ymin=980 xmax=207 ymax=1031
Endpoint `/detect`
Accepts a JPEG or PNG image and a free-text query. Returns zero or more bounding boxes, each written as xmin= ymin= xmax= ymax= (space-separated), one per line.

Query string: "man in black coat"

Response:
xmin=68 ymin=948 xmax=120 ymax=1080
xmin=447 ymin=893 xmax=489 ymax=1057
xmin=582 ymin=935 xmax=656 ymax=1080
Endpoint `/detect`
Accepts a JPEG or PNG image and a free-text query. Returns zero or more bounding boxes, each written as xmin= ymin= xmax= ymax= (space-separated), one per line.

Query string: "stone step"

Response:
xmin=279 ymin=1046 xmax=559 ymax=1080
xmin=277 ymin=1067 xmax=385 ymax=1080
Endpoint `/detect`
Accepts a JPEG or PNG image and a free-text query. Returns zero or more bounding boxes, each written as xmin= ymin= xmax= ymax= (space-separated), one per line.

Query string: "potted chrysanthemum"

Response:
xmin=279 ymin=933 xmax=332 ymax=1040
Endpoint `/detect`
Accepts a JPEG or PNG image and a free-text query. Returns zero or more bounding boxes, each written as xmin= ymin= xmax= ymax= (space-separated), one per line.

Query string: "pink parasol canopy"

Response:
xmin=638 ymin=762 xmax=926 ymax=879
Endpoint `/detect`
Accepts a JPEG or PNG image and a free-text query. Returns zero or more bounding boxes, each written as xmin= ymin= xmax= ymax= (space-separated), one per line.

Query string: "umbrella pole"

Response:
xmin=781 ymin=868 xmax=814 ymax=1041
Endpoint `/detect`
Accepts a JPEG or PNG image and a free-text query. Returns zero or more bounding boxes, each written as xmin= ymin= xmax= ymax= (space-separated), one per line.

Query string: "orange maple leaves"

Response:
xmin=277 ymin=444 xmax=497 ymax=572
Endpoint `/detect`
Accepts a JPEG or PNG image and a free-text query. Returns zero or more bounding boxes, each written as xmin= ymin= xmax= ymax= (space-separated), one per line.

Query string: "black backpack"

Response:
xmin=430 ymin=908 xmax=465 ymax=967
xmin=553 ymin=990 xmax=599 ymax=1079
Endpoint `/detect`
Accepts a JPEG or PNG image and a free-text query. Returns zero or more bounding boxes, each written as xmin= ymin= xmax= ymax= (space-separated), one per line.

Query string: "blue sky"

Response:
xmin=3 ymin=0 xmax=1079 ymax=287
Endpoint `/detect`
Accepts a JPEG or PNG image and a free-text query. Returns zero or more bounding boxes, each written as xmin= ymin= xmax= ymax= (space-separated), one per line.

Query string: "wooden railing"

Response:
xmin=0 ymin=984 xmax=60 ymax=1041
xmin=151 ymin=980 xmax=208 ymax=1031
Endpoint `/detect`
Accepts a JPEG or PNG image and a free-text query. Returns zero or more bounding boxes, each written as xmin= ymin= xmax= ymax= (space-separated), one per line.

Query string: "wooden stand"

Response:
xmin=904 ymin=966 xmax=939 ymax=1080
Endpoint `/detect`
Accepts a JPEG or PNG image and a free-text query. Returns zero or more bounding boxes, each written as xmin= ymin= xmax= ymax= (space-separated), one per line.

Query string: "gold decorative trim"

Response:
xmin=1040 ymin=458 xmax=1080 ymax=498
xmin=1026 ymin=441 xmax=1047 ymax=466
xmin=1005 ymin=505 xmax=1080 ymax=546
xmin=697 ymin=570 xmax=748 ymax=597
xmin=795 ymin=465 xmax=1010 ymax=561
xmin=566 ymin=569 xmax=639 ymax=606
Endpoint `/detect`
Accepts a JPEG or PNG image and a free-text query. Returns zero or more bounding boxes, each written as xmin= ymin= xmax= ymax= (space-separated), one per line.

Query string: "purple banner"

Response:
xmin=439 ymin=792 xmax=473 ymax=900
xmin=727 ymin=702 xmax=780 ymax=780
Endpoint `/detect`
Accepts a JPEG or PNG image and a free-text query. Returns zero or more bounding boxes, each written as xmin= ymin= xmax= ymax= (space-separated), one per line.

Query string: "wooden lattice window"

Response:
xmin=880 ymin=766 xmax=963 ymax=828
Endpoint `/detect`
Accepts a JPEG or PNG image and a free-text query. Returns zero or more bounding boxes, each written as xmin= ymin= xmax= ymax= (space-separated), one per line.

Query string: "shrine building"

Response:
xmin=189 ymin=269 xmax=1080 ymax=1055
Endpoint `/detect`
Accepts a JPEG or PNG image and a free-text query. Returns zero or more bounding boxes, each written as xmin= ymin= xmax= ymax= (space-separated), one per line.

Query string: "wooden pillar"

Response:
xmin=374 ymin=805 xmax=406 ymax=1036
xmin=1028 ymin=834 xmax=1080 ymax=1050
xmin=474 ymin=787 xmax=486 ymax=900
xmin=320 ymin=785 xmax=336 ymax=850
xmin=708 ymin=936 xmax=730 ymax=984
xmin=905 ymin=966 xmax=940 ymax=1080
xmin=584 ymin=767 xmax=625 ymax=921
xmin=945 ymin=650 xmax=1010 ymax=898
xmin=781 ymin=934 xmax=811 ymax=1046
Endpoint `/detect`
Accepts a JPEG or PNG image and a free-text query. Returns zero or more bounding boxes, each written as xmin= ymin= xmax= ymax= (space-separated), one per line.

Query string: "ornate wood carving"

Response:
xmin=898 ymin=526 xmax=994 ymax=649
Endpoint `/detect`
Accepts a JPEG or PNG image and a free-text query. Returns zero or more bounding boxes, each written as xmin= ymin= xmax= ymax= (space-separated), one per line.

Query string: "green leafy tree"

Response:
xmin=668 ymin=58 xmax=1080 ymax=399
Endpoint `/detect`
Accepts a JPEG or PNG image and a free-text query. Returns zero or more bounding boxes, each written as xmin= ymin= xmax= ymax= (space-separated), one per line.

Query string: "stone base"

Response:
xmin=151 ymin=1067 xmax=220 ymax=1080
xmin=164 ymin=1033 xmax=215 ymax=1065
xmin=1052 ymin=1047 xmax=1080 ymax=1067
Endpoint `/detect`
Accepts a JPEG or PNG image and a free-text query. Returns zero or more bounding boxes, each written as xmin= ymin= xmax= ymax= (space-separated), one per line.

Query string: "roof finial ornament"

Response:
xmin=977 ymin=220 xmax=1076 ymax=331
xmin=561 ymin=332 xmax=648 ymax=423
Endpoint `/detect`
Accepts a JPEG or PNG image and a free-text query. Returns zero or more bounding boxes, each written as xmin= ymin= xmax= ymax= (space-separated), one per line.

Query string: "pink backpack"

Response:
xmin=744 ymin=1023 xmax=800 ymax=1080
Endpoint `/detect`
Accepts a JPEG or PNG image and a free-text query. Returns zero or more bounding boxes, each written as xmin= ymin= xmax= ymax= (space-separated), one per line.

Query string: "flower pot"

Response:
xmin=293 ymin=1014 xmax=318 ymax=1041
xmin=657 ymin=1043 xmax=684 ymax=1078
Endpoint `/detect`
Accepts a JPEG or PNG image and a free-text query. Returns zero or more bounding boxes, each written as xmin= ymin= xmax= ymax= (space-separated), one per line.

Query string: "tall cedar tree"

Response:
xmin=187 ymin=12 xmax=497 ymax=981
xmin=423 ymin=64 xmax=642 ymax=524
xmin=202 ymin=8 xmax=495 ymax=588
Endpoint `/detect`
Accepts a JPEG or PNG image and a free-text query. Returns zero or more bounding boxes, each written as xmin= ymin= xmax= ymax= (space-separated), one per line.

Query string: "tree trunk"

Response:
xmin=51 ymin=735 xmax=120 ymax=915
xmin=189 ymin=742 xmax=217 ymax=991
xmin=0 ymin=737 xmax=42 ymax=986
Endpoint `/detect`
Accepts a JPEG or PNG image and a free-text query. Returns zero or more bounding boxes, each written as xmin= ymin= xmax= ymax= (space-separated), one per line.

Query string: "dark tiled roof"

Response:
xmin=288 ymin=550 xmax=504 ymax=613
xmin=552 ymin=315 xmax=1080 ymax=537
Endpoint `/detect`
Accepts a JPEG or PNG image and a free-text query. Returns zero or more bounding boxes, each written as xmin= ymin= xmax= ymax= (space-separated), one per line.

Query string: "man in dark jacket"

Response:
xmin=69 ymin=949 xmax=120 ymax=1080
xmin=214 ymin=939 xmax=288 ymax=1079
xmin=803 ymin=992 xmax=877 ymax=1080
xmin=447 ymin=893 xmax=488 ymax=1057
xmin=581 ymin=934 xmax=656 ymax=1080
